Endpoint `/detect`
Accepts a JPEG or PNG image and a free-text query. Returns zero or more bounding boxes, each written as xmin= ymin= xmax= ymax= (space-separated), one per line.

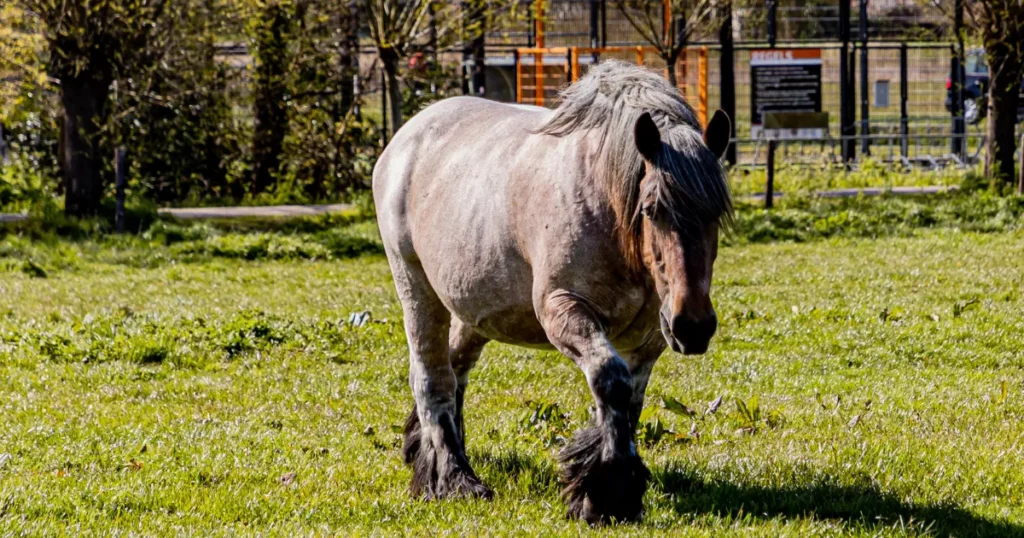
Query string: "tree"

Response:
xmin=15 ymin=0 xmax=177 ymax=216
xmin=250 ymin=0 xmax=297 ymax=195
xmin=364 ymin=0 xmax=515 ymax=138
xmin=613 ymin=0 xmax=727 ymax=88
xmin=120 ymin=0 xmax=244 ymax=203
xmin=0 ymin=4 xmax=60 ymax=180
xmin=364 ymin=0 xmax=440 ymax=138
xmin=0 ymin=5 xmax=48 ymax=123
xmin=338 ymin=1 xmax=361 ymax=118
xmin=965 ymin=0 xmax=1024 ymax=186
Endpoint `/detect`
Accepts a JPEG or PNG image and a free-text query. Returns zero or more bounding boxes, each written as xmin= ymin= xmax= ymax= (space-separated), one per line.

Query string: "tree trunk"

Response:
xmin=338 ymin=1 xmax=360 ymax=117
xmin=60 ymin=76 xmax=111 ymax=217
xmin=664 ymin=51 xmax=679 ymax=90
xmin=380 ymin=48 xmax=404 ymax=140
xmin=1018 ymin=132 xmax=1024 ymax=194
xmin=251 ymin=1 xmax=292 ymax=195
xmin=464 ymin=0 xmax=486 ymax=97
xmin=984 ymin=45 xmax=1023 ymax=184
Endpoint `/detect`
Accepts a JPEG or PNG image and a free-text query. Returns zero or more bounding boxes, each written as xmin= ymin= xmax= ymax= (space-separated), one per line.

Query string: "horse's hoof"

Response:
xmin=441 ymin=472 xmax=494 ymax=500
xmin=411 ymin=466 xmax=494 ymax=501
xmin=559 ymin=427 xmax=649 ymax=524
xmin=404 ymin=407 xmax=493 ymax=501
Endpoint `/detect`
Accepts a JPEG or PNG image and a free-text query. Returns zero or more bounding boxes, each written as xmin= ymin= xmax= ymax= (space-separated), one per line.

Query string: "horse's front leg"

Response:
xmin=621 ymin=337 xmax=667 ymax=432
xmin=540 ymin=290 xmax=650 ymax=524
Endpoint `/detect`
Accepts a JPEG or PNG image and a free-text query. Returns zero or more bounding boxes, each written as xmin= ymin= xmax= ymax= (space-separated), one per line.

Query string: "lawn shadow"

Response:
xmin=472 ymin=448 xmax=560 ymax=496
xmin=653 ymin=465 xmax=1024 ymax=537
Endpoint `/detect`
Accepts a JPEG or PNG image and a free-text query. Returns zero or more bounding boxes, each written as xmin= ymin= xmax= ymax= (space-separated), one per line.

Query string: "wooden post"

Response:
xmin=565 ymin=48 xmax=572 ymax=83
xmin=859 ymin=0 xmax=870 ymax=155
xmin=900 ymin=43 xmax=909 ymax=160
xmin=535 ymin=0 xmax=545 ymax=106
xmin=514 ymin=50 xmax=522 ymax=103
xmin=698 ymin=46 xmax=708 ymax=126
xmin=678 ymin=48 xmax=687 ymax=94
xmin=115 ymin=147 xmax=126 ymax=233
xmin=765 ymin=140 xmax=776 ymax=209
xmin=1018 ymin=132 xmax=1024 ymax=194
xmin=381 ymin=69 xmax=388 ymax=146
xmin=636 ymin=46 xmax=644 ymax=65
xmin=719 ymin=1 xmax=736 ymax=165
xmin=570 ymin=47 xmax=580 ymax=82
xmin=662 ymin=0 xmax=670 ymax=42
xmin=840 ymin=0 xmax=855 ymax=162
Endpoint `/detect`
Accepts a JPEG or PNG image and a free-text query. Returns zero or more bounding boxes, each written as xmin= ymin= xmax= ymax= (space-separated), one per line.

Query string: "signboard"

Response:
xmin=750 ymin=48 xmax=825 ymax=139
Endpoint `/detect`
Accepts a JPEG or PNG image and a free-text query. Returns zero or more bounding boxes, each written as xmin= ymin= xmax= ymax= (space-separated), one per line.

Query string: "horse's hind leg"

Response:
xmin=403 ymin=319 xmax=489 ymax=462
xmin=540 ymin=290 xmax=649 ymax=524
xmin=451 ymin=320 xmax=489 ymax=446
xmin=390 ymin=259 xmax=492 ymax=500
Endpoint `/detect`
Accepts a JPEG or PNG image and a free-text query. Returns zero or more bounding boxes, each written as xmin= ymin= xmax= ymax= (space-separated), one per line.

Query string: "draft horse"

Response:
xmin=373 ymin=61 xmax=733 ymax=523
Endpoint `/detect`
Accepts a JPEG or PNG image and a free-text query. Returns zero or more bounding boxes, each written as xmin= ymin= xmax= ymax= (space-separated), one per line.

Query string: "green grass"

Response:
xmin=728 ymin=160 xmax=971 ymax=198
xmin=5 ymin=191 xmax=1024 ymax=270
xmin=2 ymin=199 xmax=1024 ymax=535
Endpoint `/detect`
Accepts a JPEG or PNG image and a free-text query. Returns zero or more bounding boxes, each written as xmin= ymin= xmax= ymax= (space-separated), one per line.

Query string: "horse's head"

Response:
xmin=633 ymin=110 xmax=732 ymax=355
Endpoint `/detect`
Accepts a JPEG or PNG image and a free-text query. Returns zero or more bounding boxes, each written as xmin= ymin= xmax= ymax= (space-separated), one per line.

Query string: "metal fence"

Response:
xmin=477 ymin=0 xmax=1005 ymax=171
xmin=5 ymin=0 xmax=1004 ymax=175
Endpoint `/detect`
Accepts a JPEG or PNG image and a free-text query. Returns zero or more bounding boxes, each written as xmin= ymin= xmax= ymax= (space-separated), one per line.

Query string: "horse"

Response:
xmin=372 ymin=61 xmax=733 ymax=524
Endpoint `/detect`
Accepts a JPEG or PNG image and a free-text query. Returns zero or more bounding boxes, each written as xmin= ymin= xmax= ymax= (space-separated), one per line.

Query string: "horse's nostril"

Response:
xmin=671 ymin=315 xmax=718 ymax=354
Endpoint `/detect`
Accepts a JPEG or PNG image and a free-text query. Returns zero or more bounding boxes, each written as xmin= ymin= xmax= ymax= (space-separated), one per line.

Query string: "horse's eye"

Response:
xmin=641 ymin=203 xmax=655 ymax=219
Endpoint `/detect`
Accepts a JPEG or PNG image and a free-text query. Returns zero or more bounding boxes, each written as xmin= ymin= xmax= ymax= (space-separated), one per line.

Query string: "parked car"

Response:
xmin=945 ymin=48 xmax=1024 ymax=124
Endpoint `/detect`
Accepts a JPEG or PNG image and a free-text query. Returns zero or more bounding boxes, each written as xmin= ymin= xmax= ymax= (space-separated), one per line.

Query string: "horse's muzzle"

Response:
xmin=661 ymin=311 xmax=717 ymax=355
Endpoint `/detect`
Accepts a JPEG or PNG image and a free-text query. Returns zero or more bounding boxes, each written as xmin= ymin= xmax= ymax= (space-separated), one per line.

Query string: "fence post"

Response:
xmin=767 ymin=0 xmax=777 ymax=48
xmin=859 ymin=0 xmax=870 ymax=155
xmin=766 ymin=140 xmax=776 ymax=209
xmin=952 ymin=0 xmax=966 ymax=160
xmin=535 ymin=0 xmax=545 ymax=107
xmin=950 ymin=52 xmax=962 ymax=156
xmin=839 ymin=0 xmax=855 ymax=163
xmin=600 ymin=0 xmax=607 ymax=48
xmin=567 ymin=48 xmax=576 ymax=82
xmin=350 ymin=0 xmax=361 ymax=120
xmin=900 ymin=43 xmax=909 ymax=160
xmin=719 ymin=1 xmax=736 ymax=165
xmin=589 ymin=0 xmax=600 ymax=50
xmin=1018 ymin=132 xmax=1024 ymax=194
xmin=0 ymin=123 xmax=7 ymax=167
xmin=514 ymin=50 xmax=522 ymax=103
xmin=115 ymin=147 xmax=126 ymax=233
xmin=381 ymin=69 xmax=388 ymax=147
xmin=698 ymin=47 xmax=708 ymax=127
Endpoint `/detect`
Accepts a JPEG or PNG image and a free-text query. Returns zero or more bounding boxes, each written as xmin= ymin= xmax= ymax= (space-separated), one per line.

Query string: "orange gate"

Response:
xmin=514 ymin=46 xmax=710 ymax=126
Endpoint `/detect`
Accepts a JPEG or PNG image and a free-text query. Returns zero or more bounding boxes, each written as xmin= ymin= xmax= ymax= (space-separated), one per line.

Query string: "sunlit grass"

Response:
xmin=1 ymin=224 xmax=1023 ymax=535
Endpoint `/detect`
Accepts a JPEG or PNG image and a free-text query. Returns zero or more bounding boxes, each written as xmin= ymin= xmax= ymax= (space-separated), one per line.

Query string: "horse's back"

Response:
xmin=372 ymin=97 xmax=556 ymax=345
xmin=373 ymin=97 xmax=547 ymax=258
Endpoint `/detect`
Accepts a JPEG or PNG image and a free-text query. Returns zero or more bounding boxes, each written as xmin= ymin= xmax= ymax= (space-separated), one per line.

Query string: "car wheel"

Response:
xmin=964 ymin=98 xmax=983 ymax=125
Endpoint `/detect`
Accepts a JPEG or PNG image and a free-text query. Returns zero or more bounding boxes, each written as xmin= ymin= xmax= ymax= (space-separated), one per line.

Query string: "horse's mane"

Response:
xmin=537 ymin=60 xmax=733 ymax=272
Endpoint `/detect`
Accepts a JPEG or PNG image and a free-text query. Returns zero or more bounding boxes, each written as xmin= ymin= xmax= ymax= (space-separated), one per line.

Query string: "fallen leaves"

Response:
xmin=662 ymin=396 xmax=696 ymax=417
xmin=706 ymin=396 xmax=724 ymax=415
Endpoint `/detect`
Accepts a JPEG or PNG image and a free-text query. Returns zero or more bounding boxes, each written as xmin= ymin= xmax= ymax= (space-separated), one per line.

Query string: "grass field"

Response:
xmin=2 ymin=209 xmax=1024 ymax=535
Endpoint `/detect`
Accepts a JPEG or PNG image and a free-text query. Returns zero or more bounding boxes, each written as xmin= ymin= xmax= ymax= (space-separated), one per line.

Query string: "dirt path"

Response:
xmin=0 ymin=188 xmax=958 ymax=223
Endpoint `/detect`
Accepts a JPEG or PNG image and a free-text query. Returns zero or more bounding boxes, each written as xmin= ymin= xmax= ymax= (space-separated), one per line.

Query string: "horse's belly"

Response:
xmin=423 ymin=253 xmax=550 ymax=347
xmin=470 ymin=306 xmax=553 ymax=348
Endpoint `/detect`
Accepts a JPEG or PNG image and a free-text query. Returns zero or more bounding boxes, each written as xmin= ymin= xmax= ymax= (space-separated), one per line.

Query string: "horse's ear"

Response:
xmin=704 ymin=109 xmax=732 ymax=160
xmin=634 ymin=112 xmax=661 ymax=162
